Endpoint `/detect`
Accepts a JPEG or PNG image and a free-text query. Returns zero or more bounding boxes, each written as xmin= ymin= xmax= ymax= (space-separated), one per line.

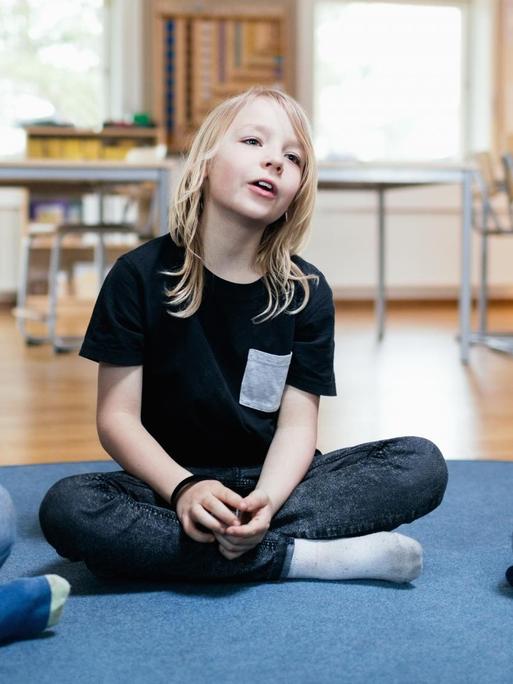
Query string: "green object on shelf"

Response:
xmin=132 ymin=113 xmax=154 ymax=127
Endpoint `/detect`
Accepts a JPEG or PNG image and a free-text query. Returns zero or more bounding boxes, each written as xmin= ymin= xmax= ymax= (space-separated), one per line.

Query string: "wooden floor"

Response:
xmin=2 ymin=299 xmax=513 ymax=465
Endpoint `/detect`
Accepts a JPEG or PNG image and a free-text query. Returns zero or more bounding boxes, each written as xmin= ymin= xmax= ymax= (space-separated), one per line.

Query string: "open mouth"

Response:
xmin=248 ymin=179 xmax=277 ymax=198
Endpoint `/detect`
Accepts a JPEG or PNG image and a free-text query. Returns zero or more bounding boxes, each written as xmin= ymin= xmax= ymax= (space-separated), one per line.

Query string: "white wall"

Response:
xmin=302 ymin=184 xmax=513 ymax=300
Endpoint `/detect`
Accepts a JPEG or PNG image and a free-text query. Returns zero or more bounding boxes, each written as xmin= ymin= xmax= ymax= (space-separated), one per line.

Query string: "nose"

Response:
xmin=263 ymin=156 xmax=282 ymax=174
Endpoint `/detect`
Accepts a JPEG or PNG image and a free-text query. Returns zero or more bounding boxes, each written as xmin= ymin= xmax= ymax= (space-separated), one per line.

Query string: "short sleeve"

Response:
xmin=79 ymin=256 xmax=145 ymax=366
xmin=286 ymin=273 xmax=337 ymax=396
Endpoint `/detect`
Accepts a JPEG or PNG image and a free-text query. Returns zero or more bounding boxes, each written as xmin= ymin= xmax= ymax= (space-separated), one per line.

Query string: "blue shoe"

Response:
xmin=0 ymin=575 xmax=70 ymax=644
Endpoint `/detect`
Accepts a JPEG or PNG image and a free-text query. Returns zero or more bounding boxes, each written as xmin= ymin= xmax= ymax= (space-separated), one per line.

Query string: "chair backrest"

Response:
xmin=508 ymin=134 xmax=513 ymax=156
xmin=119 ymin=145 xmax=168 ymax=236
xmin=502 ymin=152 xmax=513 ymax=206
xmin=474 ymin=152 xmax=497 ymax=197
xmin=473 ymin=151 xmax=506 ymax=232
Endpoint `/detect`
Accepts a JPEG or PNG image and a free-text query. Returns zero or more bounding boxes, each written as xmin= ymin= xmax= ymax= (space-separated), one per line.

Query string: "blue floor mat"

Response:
xmin=0 ymin=459 xmax=512 ymax=684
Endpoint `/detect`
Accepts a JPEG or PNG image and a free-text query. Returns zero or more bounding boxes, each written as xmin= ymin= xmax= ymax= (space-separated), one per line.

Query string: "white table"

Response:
xmin=0 ymin=159 xmax=176 ymax=350
xmin=0 ymin=159 xmax=175 ymax=236
xmin=0 ymin=159 xmax=479 ymax=363
xmin=317 ymin=163 xmax=475 ymax=363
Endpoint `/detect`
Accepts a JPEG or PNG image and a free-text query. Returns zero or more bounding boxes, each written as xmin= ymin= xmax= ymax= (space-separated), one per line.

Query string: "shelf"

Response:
xmin=25 ymin=126 xmax=163 ymax=139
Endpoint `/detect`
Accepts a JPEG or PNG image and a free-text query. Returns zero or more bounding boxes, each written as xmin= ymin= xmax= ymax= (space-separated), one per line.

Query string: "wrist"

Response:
xmin=170 ymin=474 xmax=209 ymax=510
xmin=255 ymin=486 xmax=277 ymax=516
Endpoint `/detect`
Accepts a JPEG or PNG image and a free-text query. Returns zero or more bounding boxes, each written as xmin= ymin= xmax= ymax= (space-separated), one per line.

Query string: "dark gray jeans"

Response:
xmin=39 ymin=436 xmax=448 ymax=583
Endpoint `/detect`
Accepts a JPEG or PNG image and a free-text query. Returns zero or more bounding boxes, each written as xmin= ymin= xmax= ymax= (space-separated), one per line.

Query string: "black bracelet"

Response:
xmin=170 ymin=475 xmax=210 ymax=510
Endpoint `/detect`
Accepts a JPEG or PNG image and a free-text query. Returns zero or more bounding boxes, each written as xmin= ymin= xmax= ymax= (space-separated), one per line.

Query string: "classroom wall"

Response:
xmin=2 ymin=0 xmax=513 ymax=300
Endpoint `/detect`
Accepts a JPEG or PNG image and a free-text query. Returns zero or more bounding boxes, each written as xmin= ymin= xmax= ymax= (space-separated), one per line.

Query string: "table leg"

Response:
xmin=98 ymin=191 xmax=105 ymax=223
xmin=377 ymin=187 xmax=386 ymax=340
xmin=157 ymin=167 xmax=171 ymax=236
xmin=459 ymin=170 xmax=473 ymax=364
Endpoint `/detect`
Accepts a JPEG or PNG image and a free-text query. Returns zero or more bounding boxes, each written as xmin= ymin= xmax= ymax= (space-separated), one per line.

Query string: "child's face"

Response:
xmin=204 ymin=97 xmax=304 ymax=229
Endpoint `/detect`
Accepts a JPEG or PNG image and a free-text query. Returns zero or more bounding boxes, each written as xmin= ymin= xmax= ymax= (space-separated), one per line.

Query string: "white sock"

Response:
xmin=44 ymin=575 xmax=71 ymax=628
xmin=285 ymin=532 xmax=423 ymax=584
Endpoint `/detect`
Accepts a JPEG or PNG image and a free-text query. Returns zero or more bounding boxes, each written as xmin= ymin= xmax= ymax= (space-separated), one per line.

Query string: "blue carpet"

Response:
xmin=0 ymin=460 xmax=512 ymax=683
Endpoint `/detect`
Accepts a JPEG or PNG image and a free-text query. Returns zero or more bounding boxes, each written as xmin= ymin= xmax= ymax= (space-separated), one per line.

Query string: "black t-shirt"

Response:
xmin=79 ymin=234 xmax=336 ymax=467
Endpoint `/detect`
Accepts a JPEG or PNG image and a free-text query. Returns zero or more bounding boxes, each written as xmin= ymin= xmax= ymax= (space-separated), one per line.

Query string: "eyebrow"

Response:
xmin=237 ymin=123 xmax=302 ymax=151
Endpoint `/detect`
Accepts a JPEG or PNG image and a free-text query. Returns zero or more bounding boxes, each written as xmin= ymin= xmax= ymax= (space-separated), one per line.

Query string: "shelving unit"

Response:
xmin=25 ymin=126 xmax=166 ymax=160
xmin=150 ymin=0 xmax=296 ymax=153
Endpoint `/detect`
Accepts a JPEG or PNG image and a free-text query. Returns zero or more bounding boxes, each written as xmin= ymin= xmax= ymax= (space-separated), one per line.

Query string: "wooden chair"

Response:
xmin=502 ymin=151 xmax=513 ymax=223
xmin=472 ymin=151 xmax=513 ymax=350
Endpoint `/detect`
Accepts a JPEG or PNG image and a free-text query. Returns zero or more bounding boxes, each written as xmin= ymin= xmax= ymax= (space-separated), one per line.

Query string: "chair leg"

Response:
xmin=47 ymin=233 xmax=63 ymax=348
xmin=66 ymin=265 xmax=75 ymax=297
xmin=14 ymin=235 xmax=51 ymax=345
xmin=15 ymin=236 xmax=31 ymax=342
xmin=94 ymin=232 xmax=107 ymax=289
xmin=478 ymin=230 xmax=489 ymax=335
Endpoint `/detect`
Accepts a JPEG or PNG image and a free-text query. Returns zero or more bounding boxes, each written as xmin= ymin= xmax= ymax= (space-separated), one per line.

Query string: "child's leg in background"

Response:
xmin=38 ymin=436 xmax=447 ymax=584
xmin=0 ymin=485 xmax=16 ymax=570
xmin=0 ymin=485 xmax=70 ymax=644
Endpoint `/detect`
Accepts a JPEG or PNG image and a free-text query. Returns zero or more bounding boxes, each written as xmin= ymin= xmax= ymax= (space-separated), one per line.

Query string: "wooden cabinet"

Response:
xmin=149 ymin=0 xmax=296 ymax=153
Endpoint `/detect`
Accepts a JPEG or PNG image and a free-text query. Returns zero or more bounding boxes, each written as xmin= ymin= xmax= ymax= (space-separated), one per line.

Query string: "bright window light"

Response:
xmin=313 ymin=1 xmax=464 ymax=162
xmin=0 ymin=0 xmax=105 ymax=158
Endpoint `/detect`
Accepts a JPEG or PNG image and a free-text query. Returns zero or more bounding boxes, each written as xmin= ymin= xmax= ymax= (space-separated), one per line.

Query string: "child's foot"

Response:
xmin=0 ymin=574 xmax=70 ymax=643
xmin=285 ymin=531 xmax=423 ymax=584
xmin=45 ymin=574 xmax=71 ymax=627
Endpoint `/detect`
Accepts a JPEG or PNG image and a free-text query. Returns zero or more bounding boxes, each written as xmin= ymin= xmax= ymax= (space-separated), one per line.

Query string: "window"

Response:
xmin=313 ymin=1 xmax=465 ymax=162
xmin=0 ymin=0 xmax=106 ymax=158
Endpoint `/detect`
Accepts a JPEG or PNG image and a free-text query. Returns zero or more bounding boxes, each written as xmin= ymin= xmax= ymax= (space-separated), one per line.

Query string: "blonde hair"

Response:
xmin=162 ymin=85 xmax=318 ymax=323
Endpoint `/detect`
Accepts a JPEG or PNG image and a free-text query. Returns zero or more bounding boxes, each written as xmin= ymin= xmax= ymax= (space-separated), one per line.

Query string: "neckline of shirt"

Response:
xmin=203 ymin=264 xmax=265 ymax=300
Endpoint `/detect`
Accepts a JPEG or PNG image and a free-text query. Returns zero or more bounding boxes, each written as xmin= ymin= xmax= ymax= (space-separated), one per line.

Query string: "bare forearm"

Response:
xmin=256 ymin=425 xmax=317 ymax=515
xmin=97 ymin=413 xmax=193 ymax=502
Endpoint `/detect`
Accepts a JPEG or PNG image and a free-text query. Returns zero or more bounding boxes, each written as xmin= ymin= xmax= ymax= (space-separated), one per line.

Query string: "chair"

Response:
xmin=471 ymin=151 xmax=513 ymax=353
xmin=12 ymin=145 xmax=165 ymax=352
xmin=502 ymin=151 xmax=513 ymax=223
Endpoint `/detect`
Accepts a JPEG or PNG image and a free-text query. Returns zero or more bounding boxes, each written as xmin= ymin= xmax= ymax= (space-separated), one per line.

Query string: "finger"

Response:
xmin=226 ymin=516 xmax=269 ymax=538
xmin=191 ymin=503 xmax=229 ymax=535
xmin=241 ymin=491 xmax=268 ymax=511
xmin=235 ymin=508 xmax=252 ymax=525
xmin=183 ymin=516 xmax=216 ymax=543
xmin=214 ymin=531 xmax=253 ymax=552
xmin=219 ymin=486 xmax=248 ymax=512
xmin=204 ymin=494 xmax=243 ymax=528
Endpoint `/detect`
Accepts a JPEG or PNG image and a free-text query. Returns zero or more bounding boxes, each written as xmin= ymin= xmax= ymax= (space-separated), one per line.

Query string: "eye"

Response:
xmin=286 ymin=153 xmax=302 ymax=166
xmin=242 ymin=137 xmax=260 ymax=146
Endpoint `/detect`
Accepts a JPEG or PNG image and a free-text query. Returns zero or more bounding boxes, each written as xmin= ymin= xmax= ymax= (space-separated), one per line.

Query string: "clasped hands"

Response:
xmin=175 ymin=479 xmax=273 ymax=560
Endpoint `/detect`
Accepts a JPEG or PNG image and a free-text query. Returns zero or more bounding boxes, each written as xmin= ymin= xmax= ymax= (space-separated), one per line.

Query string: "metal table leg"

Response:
xmin=377 ymin=186 xmax=386 ymax=340
xmin=459 ymin=169 xmax=473 ymax=364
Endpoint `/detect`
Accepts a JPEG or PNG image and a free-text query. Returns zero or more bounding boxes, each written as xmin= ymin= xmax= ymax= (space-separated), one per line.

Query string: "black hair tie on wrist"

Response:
xmin=170 ymin=475 xmax=210 ymax=510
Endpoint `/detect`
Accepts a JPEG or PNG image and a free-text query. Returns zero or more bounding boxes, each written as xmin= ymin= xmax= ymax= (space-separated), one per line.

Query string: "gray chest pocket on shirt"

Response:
xmin=239 ymin=348 xmax=293 ymax=413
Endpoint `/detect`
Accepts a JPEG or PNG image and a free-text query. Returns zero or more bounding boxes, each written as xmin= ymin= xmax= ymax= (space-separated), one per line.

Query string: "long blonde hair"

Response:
xmin=162 ymin=85 xmax=318 ymax=323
